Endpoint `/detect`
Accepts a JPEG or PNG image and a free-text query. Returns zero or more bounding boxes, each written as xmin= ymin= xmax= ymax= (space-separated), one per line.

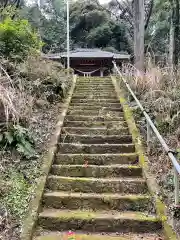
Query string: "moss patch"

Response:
xmin=111 ymin=76 xmax=178 ymax=240
xmin=21 ymin=75 xmax=77 ymax=240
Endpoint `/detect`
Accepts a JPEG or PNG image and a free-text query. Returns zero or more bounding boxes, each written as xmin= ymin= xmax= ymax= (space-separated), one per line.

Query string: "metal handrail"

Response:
xmin=113 ymin=61 xmax=180 ymax=205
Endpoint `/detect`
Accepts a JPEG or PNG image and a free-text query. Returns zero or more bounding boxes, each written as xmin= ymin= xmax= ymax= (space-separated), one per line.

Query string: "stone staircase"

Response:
xmin=34 ymin=77 xmax=164 ymax=239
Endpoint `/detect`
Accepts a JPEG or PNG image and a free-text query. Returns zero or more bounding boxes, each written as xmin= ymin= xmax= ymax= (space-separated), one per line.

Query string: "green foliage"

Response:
xmin=22 ymin=0 xmax=66 ymax=53
xmin=145 ymin=0 xmax=170 ymax=54
xmin=2 ymin=170 xmax=32 ymax=220
xmin=69 ymin=0 xmax=130 ymax=51
xmin=0 ymin=124 xmax=36 ymax=159
xmin=0 ymin=17 xmax=42 ymax=60
xmin=19 ymin=0 xmax=130 ymax=52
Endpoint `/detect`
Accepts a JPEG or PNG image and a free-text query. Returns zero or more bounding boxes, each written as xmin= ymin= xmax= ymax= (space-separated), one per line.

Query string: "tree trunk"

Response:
xmin=173 ymin=0 xmax=179 ymax=67
xmin=169 ymin=0 xmax=180 ymax=68
xmin=133 ymin=0 xmax=145 ymax=72
xmin=169 ymin=18 xmax=175 ymax=67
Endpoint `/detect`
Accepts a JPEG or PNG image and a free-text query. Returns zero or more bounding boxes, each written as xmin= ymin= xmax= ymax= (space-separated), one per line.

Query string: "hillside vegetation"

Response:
xmin=0 ymin=7 xmax=72 ymax=240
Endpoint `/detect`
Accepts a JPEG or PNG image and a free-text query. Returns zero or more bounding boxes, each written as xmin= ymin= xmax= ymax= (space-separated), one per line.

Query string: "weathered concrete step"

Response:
xmin=62 ymin=127 xmax=129 ymax=135
xmin=76 ymin=85 xmax=113 ymax=87
xmin=58 ymin=143 xmax=135 ymax=154
xmin=55 ymin=153 xmax=138 ymax=165
xmin=72 ymin=94 xmax=117 ymax=98
xmin=34 ymin=231 xmax=164 ymax=240
xmin=43 ymin=191 xmax=150 ymax=211
xmin=69 ymin=103 xmax=121 ymax=107
xmin=71 ymin=99 xmax=120 ymax=103
xmin=75 ymin=87 xmax=114 ymax=90
xmin=67 ymin=110 xmax=124 ymax=117
xmin=63 ymin=121 xmax=127 ymax=128
xmin=60 ymin=134 xmax=132 ymax=144
xmin=65 ymin=115 xmax=124 ymax=121
xmin=77 ymin=81 xmax=112 ymax=83
xmin=72 ymin=93 xmax=117 ymax=96
xmin=76 ymin=82 xmax=113 ymax=84
xmin=77 ymin=79 xmax=112 ymax=82
xmin=68 ymin=106 xmax=122 ymax=111
xmin=46 ymin=176 xmax=147 ymax=194
xmin=38 ymin=209 xmax=161 ymax=232
xmin=51 ymin=164 xmax=142 ymax=177
xmin=74 ymin=89 xmax=115 ymax=93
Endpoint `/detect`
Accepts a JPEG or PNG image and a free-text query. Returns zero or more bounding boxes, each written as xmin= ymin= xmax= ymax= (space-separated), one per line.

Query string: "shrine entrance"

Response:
xmin=44 ymin=49 xmax=130 ymax=77
xmin=71 ymin=57 xmax=113 ymax=77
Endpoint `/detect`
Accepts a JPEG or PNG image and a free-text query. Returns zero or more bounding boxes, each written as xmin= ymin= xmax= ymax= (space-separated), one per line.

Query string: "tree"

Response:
xmin=133 ymin=0 xmax=145 ymax=71
xmin=145 ymin=0 xmax=170 ymax=55
xmin=0 ymin=0 xmax=22 ymax=9
xmin=69 ymin=0 xmax=130 ymax=52
xmin=21 ymin=0 xmax=66 ymax=52
xmin=169 ymin=0 xmax=180 ymax=67
xmin=95 ymin=0 xmax=153 ymax=42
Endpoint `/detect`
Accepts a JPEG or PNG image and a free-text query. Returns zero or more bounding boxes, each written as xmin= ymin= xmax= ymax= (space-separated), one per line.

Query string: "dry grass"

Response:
xmin=120 ymin=60 xmax=180 ymax=233
xmin=0 ymin=55 xmax=72 ymax=126
xmin=0 ymin=55 xmax=72 ymax=239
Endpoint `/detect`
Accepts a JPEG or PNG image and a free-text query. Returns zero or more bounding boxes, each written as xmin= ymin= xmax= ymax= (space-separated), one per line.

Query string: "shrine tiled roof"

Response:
xmin=44 ymin=48 xmax=130 ymax=59
xmin=61 ymin=49 xmax=114 ymax=58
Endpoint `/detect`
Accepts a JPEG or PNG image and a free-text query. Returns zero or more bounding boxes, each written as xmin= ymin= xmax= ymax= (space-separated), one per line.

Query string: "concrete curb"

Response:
xmin=111 ymin=75 xmax=178 ymax=240
xmin=20 ymin=75 xmax=77 ymax=240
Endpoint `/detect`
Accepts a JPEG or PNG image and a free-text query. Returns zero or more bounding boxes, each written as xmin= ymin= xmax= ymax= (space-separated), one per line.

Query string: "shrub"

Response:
xmin=0 ymin=124 xmax=36 ymax=159
xmin=18 ymin=55 xmax=72 ymax=101
xmin=0 ymin=18 xmax=42 ymax=61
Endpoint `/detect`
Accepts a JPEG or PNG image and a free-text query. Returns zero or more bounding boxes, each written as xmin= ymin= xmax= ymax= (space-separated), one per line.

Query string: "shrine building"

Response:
xmin=44 ymin=48 xmax=130 ymax=77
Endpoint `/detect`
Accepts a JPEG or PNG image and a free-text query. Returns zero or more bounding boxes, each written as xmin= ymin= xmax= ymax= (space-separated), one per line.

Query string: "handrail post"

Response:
xmin=174 ymin=167 xmax=179 ymax=205
xmin=147 ymin=121 xmax=151 ymax=146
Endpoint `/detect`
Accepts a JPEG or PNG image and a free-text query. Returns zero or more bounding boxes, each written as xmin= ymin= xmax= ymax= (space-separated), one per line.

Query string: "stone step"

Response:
xmin=65 ymin=115 xmax=124 ymax=121
xmin=58 ymin=143 xmax=135 ymax=154
xmin=67 ymin=110 xmax=124 ymax=117
xmin=69 ymin=103 xmax=121 ymax=107
xmin=46 ymin=176 xmax=147 ymax=194
xmin=72 ymin=93 xmax=117 ymax=96
xmin=72 ymin=94 xmax=117 ymax=98
xmin=43 ymin=191 xmax=151 ymax=211
xmin=76 ymin=85 xmax=113 ymax=88
xmin=60 ymin=134 xmax=132 ymax=144
xmin=77 ymin=79 xmax=112 ymax=82
xmin=51 ymin=164 xmax=142 ymax=178
xmin=75 ymin=87 xmax=114 ymax=90
xmin=75 ymin=84 xmax=114 ymax=87
xmin=34 ymin=231 xmax=163 ymax=240
xmin=68 ymin=105 xmax=122 ymax=111
xmin=71 ymin=99 xmax=120 ymax=104
xmin=62 ymin=127 xmax=129 ymax=135
xmin=77 ymin=81 xmax=112 ymax=83
xmin=54 ymin=153 xmax=138 ymax=165
xmin=63 ymin=121 xmax=127 ymax=128
xmin=38 ymin=209 xmax=161 ymax=232
xmin=74 ymin=89 xmax=115 ymax=93
xmin=76 ymin=82 xmax=113 ymax=84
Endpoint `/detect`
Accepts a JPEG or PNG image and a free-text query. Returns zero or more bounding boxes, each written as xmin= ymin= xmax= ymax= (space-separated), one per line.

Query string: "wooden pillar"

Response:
xmin=100 ymin=69 xmax=104 ymax=77
xmin=133 ymin=0 xmax=145 ymax=72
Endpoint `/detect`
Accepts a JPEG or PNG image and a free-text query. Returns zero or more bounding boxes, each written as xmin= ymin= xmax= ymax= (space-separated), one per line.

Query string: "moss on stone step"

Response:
xmin=62 ymin=127 xmax=129 ymax=135
xmin=34 ymin=232 xmax=164 ymax=240
xmin=51 ymin=164 xmax=142 ymax=178
xmin=46 ymin=176 xmax=148 ymax=194
xmin=58 ymin=143 xmax=135 ymax=154
xmin=65 ymin=115 xmax=125 ymax=121
xmin=38 ymin=209 xmax=162 ymax=233
xmin=43 ymin=191 xmax=151 ymax=211
xmin=54 ymin=153 xmax=138 ymax=165
xmin=60 ymin=134 xmax=132 ymax=144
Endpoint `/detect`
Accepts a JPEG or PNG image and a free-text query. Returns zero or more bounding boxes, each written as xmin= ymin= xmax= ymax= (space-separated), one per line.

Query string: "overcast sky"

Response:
xmin=99 ymin=0 xmax=110 ymax=3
